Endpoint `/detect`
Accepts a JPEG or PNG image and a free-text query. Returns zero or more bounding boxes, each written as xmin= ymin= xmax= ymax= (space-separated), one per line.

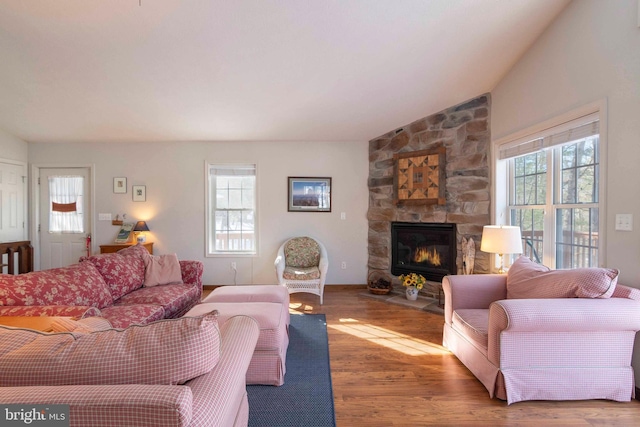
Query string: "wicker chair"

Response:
xmin=274 ymin=236 xmax=328 ymax=304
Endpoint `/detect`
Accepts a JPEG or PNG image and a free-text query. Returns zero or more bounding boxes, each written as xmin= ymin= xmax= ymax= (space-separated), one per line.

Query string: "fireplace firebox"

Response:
xmin=391 ymin=222 xmax=456 ymax=282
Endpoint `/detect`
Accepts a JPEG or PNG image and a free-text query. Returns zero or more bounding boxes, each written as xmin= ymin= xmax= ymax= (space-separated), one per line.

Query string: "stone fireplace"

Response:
xmin=391 ymin=222 xmax=456 ymax=282
xmin=368 ymin=94 xmax=491 ymax=298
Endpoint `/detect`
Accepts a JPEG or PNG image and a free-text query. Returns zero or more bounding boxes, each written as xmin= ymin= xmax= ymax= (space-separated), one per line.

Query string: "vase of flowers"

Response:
xmin=399 ymin=273 xmax=425 ymax=301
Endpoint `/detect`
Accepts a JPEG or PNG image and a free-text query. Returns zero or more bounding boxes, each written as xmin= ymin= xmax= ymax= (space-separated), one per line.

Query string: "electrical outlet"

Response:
xmin=230 ymin=262 xmax=237 ymax=270
xmin=341 ymin=261 xmax=347 ymax=269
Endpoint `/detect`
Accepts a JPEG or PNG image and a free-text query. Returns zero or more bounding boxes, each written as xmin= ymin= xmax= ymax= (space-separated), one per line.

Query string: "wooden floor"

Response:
xmin=284 ymin=286 xmax=640 ymax=427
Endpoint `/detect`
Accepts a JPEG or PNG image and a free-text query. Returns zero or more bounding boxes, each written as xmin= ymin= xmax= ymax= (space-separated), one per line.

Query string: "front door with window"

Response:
xmin=39 ymin=168 xmax=91 ymax=269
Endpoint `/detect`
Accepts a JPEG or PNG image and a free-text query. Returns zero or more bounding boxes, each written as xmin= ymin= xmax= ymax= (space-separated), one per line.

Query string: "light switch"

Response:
xmin=340 ymin=212 xmax=346 ymax=220
xmin=98 ymin=213 xmax=112 ymax=221
xmin=615 ymin=214 xmax=633 ymax=231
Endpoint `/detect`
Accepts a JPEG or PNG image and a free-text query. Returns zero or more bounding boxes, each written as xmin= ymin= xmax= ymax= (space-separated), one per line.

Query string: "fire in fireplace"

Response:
xmin=391 ymin=222 xmax=456 ymax=282
xmin=414 ymin=246 xmax=441 ymax=266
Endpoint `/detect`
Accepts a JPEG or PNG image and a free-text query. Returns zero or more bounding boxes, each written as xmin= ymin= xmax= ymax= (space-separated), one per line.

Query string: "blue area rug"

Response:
xmin=247 ymin=313 xmax=336 ymax=427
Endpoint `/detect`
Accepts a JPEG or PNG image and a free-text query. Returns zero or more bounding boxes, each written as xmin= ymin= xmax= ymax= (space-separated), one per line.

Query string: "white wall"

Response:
xmin=492 ymin=0 xmax=640 ymax=386
xmin=28 ymin=140 xmax=369 ymax=286
xmin=0 ymin=127 xmax=28 ymax=162
xmin=493 ymin=0 xmax=640 ymax=282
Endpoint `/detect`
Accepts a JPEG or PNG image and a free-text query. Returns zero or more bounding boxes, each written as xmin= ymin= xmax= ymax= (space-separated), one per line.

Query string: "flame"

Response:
xmin=414 ymin=246 xmax=441 ymax=266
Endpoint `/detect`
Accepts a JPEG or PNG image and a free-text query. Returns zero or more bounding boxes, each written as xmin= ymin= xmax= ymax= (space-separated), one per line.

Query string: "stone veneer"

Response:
xmin=368 ymin=94 xmax=491 ymax=297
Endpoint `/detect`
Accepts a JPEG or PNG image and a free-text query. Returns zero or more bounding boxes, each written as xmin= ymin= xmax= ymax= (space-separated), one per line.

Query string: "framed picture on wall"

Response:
xmin=132 ymin=185 xmax=146 ymax=202
xmin=113 ymin=177 xmax=127 ymax=194
xmin=288 ymin=177 xmax=331 ymax=212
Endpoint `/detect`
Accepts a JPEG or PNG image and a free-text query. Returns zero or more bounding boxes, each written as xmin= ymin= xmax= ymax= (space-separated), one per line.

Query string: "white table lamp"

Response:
xmin=133 ymin=221 xmax=150 ymax=243
xmin=480 ymin=225 xmax=523 ymax=273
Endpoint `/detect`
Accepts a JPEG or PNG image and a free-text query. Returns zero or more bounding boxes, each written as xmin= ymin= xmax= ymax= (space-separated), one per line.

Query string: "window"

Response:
xmin=207 ymin=164 xmax=257 ymax=255
xmin=497 ymin=111 xmax=603 ymax=269
xmin=48 ymin=176 xmax=84 ymax=233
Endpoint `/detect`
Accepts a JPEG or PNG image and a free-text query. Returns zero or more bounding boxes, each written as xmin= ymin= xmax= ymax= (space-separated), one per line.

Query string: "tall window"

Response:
xmin=207 ymin=164 xmax=257 ymax=255
xmin=498 ymin=112 xmax=602 ymax=269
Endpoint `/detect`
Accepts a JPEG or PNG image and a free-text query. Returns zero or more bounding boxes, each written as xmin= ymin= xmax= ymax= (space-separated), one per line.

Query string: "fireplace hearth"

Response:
xmin=391 ymin=222 xmax=456 ymax=282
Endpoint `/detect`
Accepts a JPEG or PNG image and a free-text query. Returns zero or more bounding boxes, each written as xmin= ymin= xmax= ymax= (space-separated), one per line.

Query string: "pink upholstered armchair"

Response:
xmin=442 ymin=257 xmax=640 ymax=405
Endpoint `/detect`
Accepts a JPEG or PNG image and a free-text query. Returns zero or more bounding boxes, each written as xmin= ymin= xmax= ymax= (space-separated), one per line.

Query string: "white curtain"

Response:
xmin=49 ymin=176 xmax=84 ymax=233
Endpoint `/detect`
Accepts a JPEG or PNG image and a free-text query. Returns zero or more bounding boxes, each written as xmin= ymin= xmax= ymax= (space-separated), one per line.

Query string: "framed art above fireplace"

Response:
xmin=393 ymin=147 xmax=446 ymax=205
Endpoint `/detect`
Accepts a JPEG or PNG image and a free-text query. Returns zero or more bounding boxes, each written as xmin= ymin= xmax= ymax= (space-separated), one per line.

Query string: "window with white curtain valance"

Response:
xmin=49 ymin=175 xmax=84 ymax=233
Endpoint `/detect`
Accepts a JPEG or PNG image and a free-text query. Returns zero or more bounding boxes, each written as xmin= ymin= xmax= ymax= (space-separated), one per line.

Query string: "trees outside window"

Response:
xmin=509 ymin=136 xmax=599 ymax=268
xmin=497 ymin=110 xmax=602 ymax=270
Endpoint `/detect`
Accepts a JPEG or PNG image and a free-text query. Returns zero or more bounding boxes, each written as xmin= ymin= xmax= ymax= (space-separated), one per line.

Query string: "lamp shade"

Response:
xmin=133 ymin=221 xmax=150 ymax=232
xmin=480 ymin=225 xmax=522 ymax=254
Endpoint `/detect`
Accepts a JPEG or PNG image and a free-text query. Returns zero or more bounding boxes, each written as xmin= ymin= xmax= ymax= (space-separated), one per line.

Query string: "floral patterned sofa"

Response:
xmin=0 ymin=244 xmax=203 ymax=328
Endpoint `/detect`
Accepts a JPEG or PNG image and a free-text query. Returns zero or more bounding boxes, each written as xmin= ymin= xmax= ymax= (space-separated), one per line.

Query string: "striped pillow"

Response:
xmin=0 ymin=312 xmax=220 ymax=386
xmin=507 ymin=256 xmax=618 ymax=299
xmin=49 ymin=316 xmax=113 ymax=333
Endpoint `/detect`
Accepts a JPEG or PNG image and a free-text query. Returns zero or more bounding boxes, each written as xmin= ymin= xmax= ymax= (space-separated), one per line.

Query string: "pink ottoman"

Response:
xmin=185 ymin=299 xmax=289 ymax=386
xmin=204 ymin=285 xmax=290 ymax=326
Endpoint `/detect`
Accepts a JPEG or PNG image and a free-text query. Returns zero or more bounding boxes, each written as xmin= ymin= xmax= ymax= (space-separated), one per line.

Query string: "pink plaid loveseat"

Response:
xmin=0 ymin=244 xmax=203 ymax=328
xmin=443 ymin=257 xmax=640 ymax=404
xmin=0 ymin=313 xmax=260 ymax=427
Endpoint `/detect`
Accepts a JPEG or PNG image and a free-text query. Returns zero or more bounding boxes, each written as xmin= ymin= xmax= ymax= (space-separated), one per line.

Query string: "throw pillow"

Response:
xmin=50 ymin=316 xmax=113 ymax=334
xmin=506 ymin=256 xmax=618 ymax=299
xmin=116 ymin=243 xmax=149 ymax=258
xmin=284 ymin=237 xmax=320 ymax=268
xmin=80 ymin=245 xmax=147 ymax=300
xmin=142 ymin=253 xmax=183 ymax=287
xmin=0 ymin=312 xmax=220 ymax=387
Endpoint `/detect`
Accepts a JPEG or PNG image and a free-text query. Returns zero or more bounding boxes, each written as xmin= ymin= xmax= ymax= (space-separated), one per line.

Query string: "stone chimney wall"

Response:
xmin=367 ymin=94 xmax=491 ymax=296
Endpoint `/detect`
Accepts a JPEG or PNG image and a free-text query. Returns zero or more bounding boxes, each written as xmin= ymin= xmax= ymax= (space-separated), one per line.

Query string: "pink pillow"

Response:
xmin=507 ymin=256 xmax=618 ymax=299
xmin=143 ymin=253 xmax=183 ymax=287
xmin=0 ymin=313 xmax=220 ymax=386
xmin=50 ymin=317 xmax=113 ymax=334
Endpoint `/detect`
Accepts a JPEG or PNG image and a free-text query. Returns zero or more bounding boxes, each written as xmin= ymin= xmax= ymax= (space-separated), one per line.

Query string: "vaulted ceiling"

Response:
xmin=0 ymin=0 xmax=570 ymax=143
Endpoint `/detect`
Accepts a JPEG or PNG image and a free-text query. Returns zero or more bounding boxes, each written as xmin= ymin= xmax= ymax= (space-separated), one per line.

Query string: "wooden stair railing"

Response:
xmin=0 ymin=241 xmax=34 ymax=274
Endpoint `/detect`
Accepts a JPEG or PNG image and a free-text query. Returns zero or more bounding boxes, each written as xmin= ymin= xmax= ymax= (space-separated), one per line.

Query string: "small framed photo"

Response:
xmin=113 ymin=177 xmax=127 ymax=194
xmin=132 ymin=185 xmax=146 ymax=202
xmin=288 ymin=177 xmax=331 ymax=212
